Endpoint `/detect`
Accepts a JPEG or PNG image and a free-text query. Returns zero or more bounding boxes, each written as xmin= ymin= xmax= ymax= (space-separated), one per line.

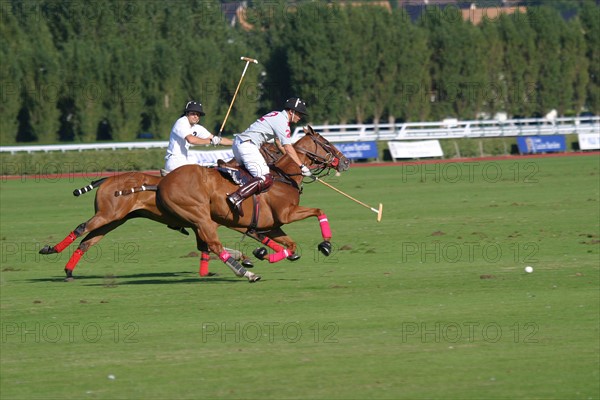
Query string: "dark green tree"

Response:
xmin=14 ymin=0 xmax=62 ymax=142
xmin=242 ymin=0 xmax=295 ymax=114
xmin=497 ymin=12 xmax=539 ymax=117
xmin=57 ymin=41 xmax=92 ymax=142
xmin=558 ymin=17 xmax=589 ymax=115
xmin=387 ymin=8 xmax=432 ymax=122
xmin=3 ymin=0 xmax=598 ymax=146
xmin=479 ymin=18 xmax=506 ymax=117
xmin=286 ymin=2 xmax=351 ymax=124
xmin=0 ymin=3 xmax=24 ymax=143
xmin=580 ymin=0 xmax=600 ymax=113
xmin=343 ymin=6 xmax=388 ymax=124
xmin=419 ymin=6 xmax=487 ymax=120
xmin=528 ymin=6 xmax=565 ymax=116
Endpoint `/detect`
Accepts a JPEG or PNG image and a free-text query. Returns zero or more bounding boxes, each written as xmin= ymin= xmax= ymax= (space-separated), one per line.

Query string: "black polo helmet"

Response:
xmin=184 ymin=101 xmax=205 ymax=116
xmin=284 ymin=97 xmax=308 ymax=116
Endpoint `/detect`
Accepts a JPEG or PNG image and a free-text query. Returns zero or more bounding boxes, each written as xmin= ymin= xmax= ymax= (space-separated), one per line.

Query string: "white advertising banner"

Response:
xmin=578 ymin=133 xmax=600 ymax=150
xmin=387 ymin=140 xmax=444 ymax=160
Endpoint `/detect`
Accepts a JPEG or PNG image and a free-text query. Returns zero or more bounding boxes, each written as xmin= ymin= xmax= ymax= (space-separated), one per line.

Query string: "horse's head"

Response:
xmin=294 ymin=125 xmax=350 ymax=175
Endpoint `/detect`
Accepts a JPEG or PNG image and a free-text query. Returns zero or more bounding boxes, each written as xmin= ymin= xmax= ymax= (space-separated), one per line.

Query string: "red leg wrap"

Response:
xmin=200 ymin=252 xmax=210 ymax=277
xmin=261 ymin=237 xmax=284 ymax=252
xmin=65 ymin=248 xmax=84 ymax=271
xmin=318 ymin=215 xmax=332 ymax=240
xmin=54 ymin=232 xmax=77 ymax=253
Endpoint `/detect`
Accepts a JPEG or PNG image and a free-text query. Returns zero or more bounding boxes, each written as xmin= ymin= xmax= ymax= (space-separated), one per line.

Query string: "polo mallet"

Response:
xmin=218 ymin=56 xmax=259 ymax=137
xmin=315 ymin=177 xmax=383 ymax=222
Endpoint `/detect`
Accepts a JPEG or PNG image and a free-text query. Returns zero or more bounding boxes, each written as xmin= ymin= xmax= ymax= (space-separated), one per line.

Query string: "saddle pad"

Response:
xmin=215 ymin=166 xmax=246 ymax=186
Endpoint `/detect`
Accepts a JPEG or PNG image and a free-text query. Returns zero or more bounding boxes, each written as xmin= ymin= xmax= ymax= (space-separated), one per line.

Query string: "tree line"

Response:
xmin=1 ymin=0 xmax=598 ymax=144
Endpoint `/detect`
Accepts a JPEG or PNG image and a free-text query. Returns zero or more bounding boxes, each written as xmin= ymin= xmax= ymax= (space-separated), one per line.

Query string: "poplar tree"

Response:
xmin=387 ymin=8 xmax=431 ymax=122
xmin=580 ymin=0 xmax=600 ymax=113
xmin=558 ymin=17 xmax=589 ymax=115
xmin=479 ymin=18 xmax=505 ymax=117
xmin=419 ymin=6 xmax=486 ymax=119
xmin=0 ymin=5 xmax=24 ymax=143
xmin=2 ymin=0 xmax=598 ymax=145
xmin=528 ymin=6 xmax=564 ymax=116
xmin=286 ymin=2 xmax=350 ymax=124
xmin=496 ymin=12 xmax=539 ymax=118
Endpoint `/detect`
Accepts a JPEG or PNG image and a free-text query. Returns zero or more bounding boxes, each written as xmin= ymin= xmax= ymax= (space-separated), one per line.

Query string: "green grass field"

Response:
xmin=1 ymin=155 xmax=599 ymax=400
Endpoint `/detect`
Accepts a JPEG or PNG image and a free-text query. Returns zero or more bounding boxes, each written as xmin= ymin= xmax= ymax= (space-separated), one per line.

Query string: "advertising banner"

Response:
xmin=578 ymin=133 xmax=600 ymax=150
xmin=516 ymin=136 xmax=566 ymax=154
xmin=337 ymin=141 xmax=379 ymax=160
xmin=387 ymin=140 xmax=444 ymax=160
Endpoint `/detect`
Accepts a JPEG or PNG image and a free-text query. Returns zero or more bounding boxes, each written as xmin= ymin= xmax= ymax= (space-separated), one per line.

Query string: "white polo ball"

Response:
xmin=525 ymin=266 xmax=533 ymax=273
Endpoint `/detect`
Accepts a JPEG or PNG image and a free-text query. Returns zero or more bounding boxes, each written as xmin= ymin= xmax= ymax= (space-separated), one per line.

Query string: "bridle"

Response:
xmin=294 ymin=133 xmax=343 ymax=177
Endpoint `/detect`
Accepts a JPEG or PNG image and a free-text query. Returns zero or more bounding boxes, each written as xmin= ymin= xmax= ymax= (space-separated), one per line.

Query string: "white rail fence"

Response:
xmin=291 ymin=116 xmax=600 ymax=141
xmin=1 ymin=116 xmax=598 ymax=155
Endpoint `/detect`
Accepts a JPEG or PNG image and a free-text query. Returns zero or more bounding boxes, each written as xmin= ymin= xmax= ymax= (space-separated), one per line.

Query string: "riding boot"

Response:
xmin=227 ymin=177 xmax=264 ymax=217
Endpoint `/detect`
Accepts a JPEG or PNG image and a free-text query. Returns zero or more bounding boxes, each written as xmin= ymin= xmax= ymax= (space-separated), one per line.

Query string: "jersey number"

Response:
xmin=259 ymin=112 xmax=279 ymax=121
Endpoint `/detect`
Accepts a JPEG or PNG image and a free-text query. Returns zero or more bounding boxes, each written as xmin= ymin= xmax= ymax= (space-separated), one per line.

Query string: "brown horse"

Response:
xmin=155 ymin=126 xmax=350 ymax=282
xmin=37 ymin=144 xmax=291 ymax=281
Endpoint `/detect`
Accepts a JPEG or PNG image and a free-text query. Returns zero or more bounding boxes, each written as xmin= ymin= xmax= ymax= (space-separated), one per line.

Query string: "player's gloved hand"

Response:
xmin=300 ymin=164 xmax=312 ymax=177
xmin=211 ymin=135 xmax=221 ymax=146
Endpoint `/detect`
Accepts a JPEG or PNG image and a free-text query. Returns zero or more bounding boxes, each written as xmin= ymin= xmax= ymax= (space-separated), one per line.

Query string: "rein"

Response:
xmin=292 ymin=134 xmax=341 ymax=177
xmin=268 ymin=164 xmax=301 ymax=191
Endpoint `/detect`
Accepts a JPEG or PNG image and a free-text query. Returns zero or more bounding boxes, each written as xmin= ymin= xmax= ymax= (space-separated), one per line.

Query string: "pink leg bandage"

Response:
xmin=54 ymin=232 xmax=77 ymax=253
xmin=268 ymin=249 xmax=291 ymax=263
xmin=219 ymin=250 xmax=231 ymax=263
xmin=65 ymin=248 xmax=84 ymax=271
xmin=200 ymin=252 xmax=210 ymax=277
xmin=318 ymin=215 xmax=332 ymax=240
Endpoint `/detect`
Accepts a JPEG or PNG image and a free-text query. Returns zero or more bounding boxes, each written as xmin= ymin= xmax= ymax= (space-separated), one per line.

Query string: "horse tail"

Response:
xmin=73 ymin=178 xmax=107 ymax=197
xmin=114 ymin=184 xmax=158 ymax=198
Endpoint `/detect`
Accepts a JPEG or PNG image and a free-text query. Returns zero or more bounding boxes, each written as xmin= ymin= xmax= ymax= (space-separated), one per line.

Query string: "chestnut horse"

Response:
xmin=156 ymin=126 xmax=350 ymax=282
xmin=37 ymin=144 xmax=291 ymax=281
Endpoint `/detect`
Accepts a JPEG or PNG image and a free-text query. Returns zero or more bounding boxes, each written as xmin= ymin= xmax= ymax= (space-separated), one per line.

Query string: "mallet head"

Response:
xmin=241 ymin=56 xmax=259 ymax=64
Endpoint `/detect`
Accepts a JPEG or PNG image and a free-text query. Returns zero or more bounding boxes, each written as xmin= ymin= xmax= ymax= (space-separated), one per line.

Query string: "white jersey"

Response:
xmin=236 ymin=110 xmax=293 ymax=147
xmin=164 ymin=116 xmax=211 ymax=171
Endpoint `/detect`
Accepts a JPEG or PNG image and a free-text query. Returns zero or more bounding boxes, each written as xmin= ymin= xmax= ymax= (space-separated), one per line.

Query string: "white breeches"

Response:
xmin=233 ymin=139 xmax=269 ymax=178
xmin=164 ymin=156 xmax=192 ymax=173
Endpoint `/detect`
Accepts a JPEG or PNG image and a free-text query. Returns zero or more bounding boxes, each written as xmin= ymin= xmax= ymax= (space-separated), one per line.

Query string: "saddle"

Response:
xmin=214 ymin=141 xmax=284 ymax=186
xmin=213 ymin=142 xmax=285 ymax=231
xmin=215 ymin=160 xmax=252 ymax=186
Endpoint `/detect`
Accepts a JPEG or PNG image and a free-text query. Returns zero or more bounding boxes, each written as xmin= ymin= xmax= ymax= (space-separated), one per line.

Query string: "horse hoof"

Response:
xmin=287 ymin=253 xmax=301 ymax=261
xmin=64 ymin=269 xmax=74 ymax=281
xmin=39 ymin=245 xmax=56 ymax=255
xmin=318 ymin=241 xmax=332 ymax=256
xmin=253 ymin=247 xmax=268 ymax=260
xmin=242 ymin=259 xmax=254 ymax=269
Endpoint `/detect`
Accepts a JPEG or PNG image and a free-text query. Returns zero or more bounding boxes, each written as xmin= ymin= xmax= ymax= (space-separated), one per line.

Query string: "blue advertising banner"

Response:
xmin=338 ymin=141 xmax=379 ymax=159
xmin=517 ymin=136 xmax=566 ymax=154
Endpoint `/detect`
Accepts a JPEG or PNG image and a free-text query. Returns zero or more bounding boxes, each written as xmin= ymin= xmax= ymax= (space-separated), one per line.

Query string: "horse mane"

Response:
xmin=273 ymin=125 xmax=317 ymax=168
